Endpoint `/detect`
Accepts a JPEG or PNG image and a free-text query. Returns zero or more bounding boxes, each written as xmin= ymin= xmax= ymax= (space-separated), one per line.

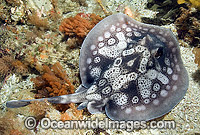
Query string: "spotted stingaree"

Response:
xmin=6 ymin=13 xmax=189 ymax=121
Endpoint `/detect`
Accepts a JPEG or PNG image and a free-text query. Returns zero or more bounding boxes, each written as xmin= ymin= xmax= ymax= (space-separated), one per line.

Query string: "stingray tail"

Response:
xmin=6 ymin=91 xmax=87 ymax=108
xmin=6 ymin=100 xmax=32 ymax=108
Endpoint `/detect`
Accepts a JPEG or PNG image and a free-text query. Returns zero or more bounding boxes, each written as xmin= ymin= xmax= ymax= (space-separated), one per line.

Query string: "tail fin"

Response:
xmin=6 ymin=100 xmax=32 ymax=108
xmin=6 ymin=92 xmax=87 ymax=108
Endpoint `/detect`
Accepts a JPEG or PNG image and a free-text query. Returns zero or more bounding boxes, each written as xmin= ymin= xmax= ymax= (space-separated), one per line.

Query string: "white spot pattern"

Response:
xmin=117 ymin=41 xmax=127 ymax=51
xmin=87 ymin=85 xmax=97 ymax=94
xmin=143 ymin=50 xmax=150 ymax=58
xmin=153 ymin=83 xmax=160 ymax=91
xmin=135 ymin=45 xmax=147 ymax=53
xmin=98 ymin=36 xmax=103 ymax=41
xmin=151 ymin=93 xmax=157 ymax=98
xmin=90 ymin=45 xmax=96 ymax=50
xmin=140 ymin=89 xmax=151 ymax=98
xmin=132 ymin=96 xmax=139 ymax=104
xmin=98 ymin=79 xmax=107 ymax=87
xmin=98 ymin=42 xmax=104 ymax=48
xmin=87 ymin=58 xmax=92 ymax=64
xmin=94 ymin=57 xmax=101 ymax=63
xmin=153 ymin=99 xmax=159 ymax=105
xmin=113 ymin=57 xmax=122 ymax=66
xmin=126 ymin=32 xmax=132 ymax=37
xmin=116 ymin=28 xmax=121 ymax=32
xmin=160 ymin=89 xmax=168 ymax=97
xmin=98 ymin=46 xmax=120 ymax=58
xmin=102 ymin=86 xmax=112 ymax=94
xmin=167 ymin=67 xmax=173 ymax=75
xmin=110 ymin=25 xmax=116 ymax=32
xmin=122 ymin=24 xmax=127 ymax=28
xmin=172 ymin=74 xmax=178 ymax=81
xmin=104 ymin=67 xmax=121 ymax=84
xmin=104 ymin=31 xmax=111 ymax=38
xmin=146 ymin=69 xmax=158 ymax=80
xmin=107 ymin=38 xmax=116 ymax=45
xmin=144 ymin=98 xmax=150 ymax=104
xmin=125 ymin=108 xmax=132 ymax=114
xmin=127 ymin=59 xmax=136 ymax=67
xmin=146 ymin=34 xmax=153 ymax=42
xmin=169 ymin=41 xmax=174 ymax=46
xmin=133 ymin=31 xmax=141 ymax=37
xmin=138 ymin=76 xmax=152 ymax=90
xmin=112 ymin=93 xmax=128 ymax=105
xmin=172 ymin=85 xmax=177 ymax=91
xmin=135 ymin=105 xmax=146 ymax=111
xmin=122 ymin=48 xmax=135 ymax=56
xmin=164 ymin=58 xmax=170 ymax=66
xmin=166 ymin=85 xmax=171 ymax=90
xmin=150 ymin=29 xmax=155 ymax=33
xmin=116 ymin=32 xmax=126 ymax=41
xmin=138 ymin=76 xmax=152 ymax=98
xmin=112 ymin=72 xmax=137 ymax=91
xmin=93 ymin=51 xmax=97 ymax=55
xmin=86 ymin=94 xmax=102 ymax=101
xmin=176 ymin=65 xmax=180 ymax=72
xmin=90 ymin=67 xmax=101 ymax=78
xmin=126 ymin=27 xmax=132 ymax=32
xmin=157 ymin=72 xmax=169 ymax=84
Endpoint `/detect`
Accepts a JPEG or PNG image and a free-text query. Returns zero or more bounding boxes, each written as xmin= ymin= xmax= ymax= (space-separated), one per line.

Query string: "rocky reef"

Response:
xmin=0 ymin=0 xmax=199 ymax=134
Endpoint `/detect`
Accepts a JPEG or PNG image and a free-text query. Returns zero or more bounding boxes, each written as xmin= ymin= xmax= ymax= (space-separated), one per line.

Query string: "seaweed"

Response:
xmin=142 ymin=0 xmax=185 ymax=25
xmin=31 ymin=62 xmax=75 ymax=112
xmin=175 ymin=7 xmax=200 ymax=47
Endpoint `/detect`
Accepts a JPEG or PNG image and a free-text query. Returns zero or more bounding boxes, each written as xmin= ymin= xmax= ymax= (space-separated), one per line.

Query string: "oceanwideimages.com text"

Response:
xmin=25 ymin=116 xmax=176 ymax=131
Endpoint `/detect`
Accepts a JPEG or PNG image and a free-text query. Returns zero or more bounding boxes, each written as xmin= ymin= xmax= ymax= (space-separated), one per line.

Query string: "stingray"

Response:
xmin=6 ymin=13 xmax=189 ymax=121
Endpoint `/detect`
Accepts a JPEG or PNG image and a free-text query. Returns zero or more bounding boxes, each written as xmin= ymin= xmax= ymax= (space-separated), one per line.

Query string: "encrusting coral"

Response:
xmin=31 ymin=62 xmax=76 ymax=112
xmin=175 ymin=7 xmax=200 ymax=47
xmin=59 ymin=13 xmax=102 ymax=43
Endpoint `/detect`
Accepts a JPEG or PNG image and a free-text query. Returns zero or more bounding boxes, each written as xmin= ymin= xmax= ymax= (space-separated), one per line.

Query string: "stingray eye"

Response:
xmin=155 ymin=47 xmax=163 ymax=58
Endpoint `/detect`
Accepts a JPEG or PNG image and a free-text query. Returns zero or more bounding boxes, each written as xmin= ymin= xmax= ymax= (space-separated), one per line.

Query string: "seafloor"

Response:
xmin=0 ymin=0 xmax=199 ymax=134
